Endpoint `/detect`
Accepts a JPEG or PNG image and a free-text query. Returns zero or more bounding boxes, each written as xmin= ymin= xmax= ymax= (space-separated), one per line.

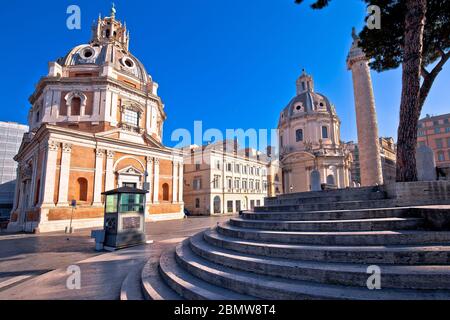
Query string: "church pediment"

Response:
xmin=281 ymin=151 xmax=316 ymax=164
xmin=117 ymin=165 xmax=143 ymax=176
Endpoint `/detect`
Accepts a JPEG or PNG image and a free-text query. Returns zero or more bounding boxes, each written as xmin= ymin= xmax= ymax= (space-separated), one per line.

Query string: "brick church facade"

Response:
xmin=8 ymin=8 xmax=184 ymax=233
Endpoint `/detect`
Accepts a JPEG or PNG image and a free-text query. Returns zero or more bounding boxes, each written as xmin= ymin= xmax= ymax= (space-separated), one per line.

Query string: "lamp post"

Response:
xmin=66 ymin=199 xmax=76 ymax=234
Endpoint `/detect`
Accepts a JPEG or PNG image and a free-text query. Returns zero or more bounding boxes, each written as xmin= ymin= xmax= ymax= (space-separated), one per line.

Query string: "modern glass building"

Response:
xmin=0 ymin=122 xmax=29 ymax=222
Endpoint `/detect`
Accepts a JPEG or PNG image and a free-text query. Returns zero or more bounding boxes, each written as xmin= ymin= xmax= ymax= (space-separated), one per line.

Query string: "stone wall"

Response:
xmin=384 ymin=181 xmax=450 ymax=206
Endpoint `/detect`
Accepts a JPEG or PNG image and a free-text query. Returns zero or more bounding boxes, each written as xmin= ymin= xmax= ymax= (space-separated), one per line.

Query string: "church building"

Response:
xmin=8 ymin=7 xmax=184 ymax=233
xmin=278 ymin=70 xmax=353 ymax=193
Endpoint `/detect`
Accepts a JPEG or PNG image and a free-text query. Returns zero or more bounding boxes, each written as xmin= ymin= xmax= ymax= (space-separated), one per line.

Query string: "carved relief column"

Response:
xmin=57 ymin=143 xmax=72 ymax=206
xmin=178 ymin=162 xmax=184 ymax=203
xmin=146 ymin=157 xmax=154 ymax=204
xmin=93 ymin=149 xmax=105 ymax=206
xmin=172 ymin=161 xmax=178 ymax=203
xmin=105 ymin=150 xmax=115 ymax=192
xmin=153 ymin=158 xmax=160 ymax=204
xmin=41 ymin=140 xmax=59 ymax=207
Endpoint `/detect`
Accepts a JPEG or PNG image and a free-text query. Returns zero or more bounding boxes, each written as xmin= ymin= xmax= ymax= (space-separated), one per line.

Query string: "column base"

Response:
xmin=57 ymin=203 xmax=70 ymax=208
xmin=40 ymin=203 xmax=56 ymax=209
xmin=92 ymin=202 xmax=104 ymax=207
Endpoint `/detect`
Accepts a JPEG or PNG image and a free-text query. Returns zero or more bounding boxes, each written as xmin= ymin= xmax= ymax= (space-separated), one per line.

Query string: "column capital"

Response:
xmin=96 ymin=149 xmax=106 ymax=158
xmin=107 ymin=150 xmax=115 ymax=159
xmin=146 ymin=156 xmax=154 ymax=164
xmin=47 ymin=140 xmax=59 ymax=152
xmin=154 ymin=158 xmax=160 ymax=165
xmin=62 ymin=143 xmax=73 ymax=154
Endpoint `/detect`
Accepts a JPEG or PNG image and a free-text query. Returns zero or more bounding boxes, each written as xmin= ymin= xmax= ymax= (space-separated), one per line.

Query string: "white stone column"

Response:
xmin=57 ymin=143 xmax=72 ymax=206
xmin=93 ymin=149 xmax=105 ymax=206
xmin=172 ymin=161 xmax=178 ymax=203
xmin=153 ymin=158 xmax=160 ymax=203
xmin=28 ymin=153 xmax=39 ymax=208
xmin=146 ymin=157 xmax=154 ymax=204
xmin=111 ymin=93 xmax=118 ymax=126
xmin=336 ymin=166 xmax=342 ymax=188
xmin=41 ymin=141 xmax=59 ymax=207
xmin=92 ymin=92 xmax=100 ymax=118
xmin=11 ymin=167 xmax=21 ymax=212
xmin=105 ymin=150 xmax=115 ymax=192
xmin=80 ymin=100 xmax=87 ymax=117
xmin=178 ymin=162 xmax=184 ymax=203
xmin=306 ymin=167 xmax=311 ymax=191
xmin=52 ymin=91 xmax=61 ymax=119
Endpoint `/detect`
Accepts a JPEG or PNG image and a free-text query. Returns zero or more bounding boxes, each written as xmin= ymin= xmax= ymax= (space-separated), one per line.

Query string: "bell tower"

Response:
xmin=347 ymin=28 xmax=383 ymax=186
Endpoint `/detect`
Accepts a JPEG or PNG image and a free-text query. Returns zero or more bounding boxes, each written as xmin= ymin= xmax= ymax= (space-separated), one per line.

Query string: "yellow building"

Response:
xmin=8 ymin=8 xmax=184 ymax=233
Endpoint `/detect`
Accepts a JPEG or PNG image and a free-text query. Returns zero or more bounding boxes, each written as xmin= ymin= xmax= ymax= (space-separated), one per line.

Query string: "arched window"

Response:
xmin=213 ymin=196 xmax=221 ymax=214
xmin=162 ymin=183 xmax=170 ymax=201
xmin=77 ymin=178 xmax=88 ymax=202
xmin=296 ymin=129 xmax=304 ymax=142
xmin=322 ymin=126 xmax=329 ymax=139
xmin=71 ymin=97 xmax=81 ymax=116
xmin=327 ymin=175 xmax=336 ymax=186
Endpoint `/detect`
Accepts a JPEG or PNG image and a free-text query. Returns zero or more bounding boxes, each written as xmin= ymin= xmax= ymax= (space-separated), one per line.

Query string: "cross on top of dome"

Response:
xmin=91 ymin=4 xmax=130 ymax=51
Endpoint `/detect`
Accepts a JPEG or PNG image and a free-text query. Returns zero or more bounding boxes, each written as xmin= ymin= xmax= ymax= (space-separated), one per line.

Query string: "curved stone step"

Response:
xmin=229 ymin=217 xmax=423 ymax=232
xmin=242 ymin=208 xmax=410 ymax=221
xmin=266 ymin=192 xmax=386 ymax=206
xmin=217 ymin=223 xmax=450 ymax=246
xmin=190 ymin=232 xmax=450 ymax=290
xmin=267 ymin=186 xmax=382 ymax=202
xmin=204 ymin=229 xmax=450 ymax=265
xmin=256 ymin=199 xmax=397 ymax=213
xmin=141 ymin=255 xmax=183 ymax=300
xmin=159 ymin=247 xmax=256 ymax=300
xmin=120 ymin=264 xmax=146 ymax=300
xmin=175 ymin=240 xmax=450 ymax=300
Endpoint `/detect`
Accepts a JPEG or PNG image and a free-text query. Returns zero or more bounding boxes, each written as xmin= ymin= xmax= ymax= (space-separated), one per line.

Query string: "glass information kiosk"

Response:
xmin=101 ymin=187 xmax=148 ymax=250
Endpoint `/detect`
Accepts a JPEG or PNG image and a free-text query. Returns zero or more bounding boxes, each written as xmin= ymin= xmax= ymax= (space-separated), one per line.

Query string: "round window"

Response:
xmin=80 ymin=47 xmax=96 ymax=60
xmin=122 ymin=57 xmax=135 ymax=69
xmin=296 ymin=105 xmax=302 ymax=111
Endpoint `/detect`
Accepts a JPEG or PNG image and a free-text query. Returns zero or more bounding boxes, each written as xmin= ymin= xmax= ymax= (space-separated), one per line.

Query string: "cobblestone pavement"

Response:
xmin=0 ymin=215 xmax=233 ymax=299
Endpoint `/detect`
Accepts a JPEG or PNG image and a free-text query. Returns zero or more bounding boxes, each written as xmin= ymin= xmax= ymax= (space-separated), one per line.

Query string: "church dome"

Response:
xmin=279 ymin=71 xmax=337 ymax=125
xmin=57 ymin=6 xmax=151 ymax=85
xmin=59 ymin=44 xmax=151 ymax=84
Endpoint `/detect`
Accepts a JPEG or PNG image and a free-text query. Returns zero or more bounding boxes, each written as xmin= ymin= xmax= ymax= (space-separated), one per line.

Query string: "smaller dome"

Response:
xmin=279 ymin=71 xmax=337 ymax=124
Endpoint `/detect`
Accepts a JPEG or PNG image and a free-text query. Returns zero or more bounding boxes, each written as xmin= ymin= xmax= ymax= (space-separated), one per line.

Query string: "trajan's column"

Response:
xmin=347 ymin=28 xmax=383 ymax=186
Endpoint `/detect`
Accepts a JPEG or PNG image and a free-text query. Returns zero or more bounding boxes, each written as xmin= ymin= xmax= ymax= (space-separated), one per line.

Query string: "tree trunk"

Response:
xmin=396 ymin=0 xmax=427 ymax=182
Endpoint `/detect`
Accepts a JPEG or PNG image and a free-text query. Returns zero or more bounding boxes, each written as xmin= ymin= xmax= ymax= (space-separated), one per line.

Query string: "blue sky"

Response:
xmin=0 ymin=0 xmax=448 ymax=148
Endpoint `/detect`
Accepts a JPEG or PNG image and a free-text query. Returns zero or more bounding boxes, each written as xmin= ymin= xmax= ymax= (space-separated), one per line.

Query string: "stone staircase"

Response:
xmin=138 ymin=186 xmax=450 ymax=300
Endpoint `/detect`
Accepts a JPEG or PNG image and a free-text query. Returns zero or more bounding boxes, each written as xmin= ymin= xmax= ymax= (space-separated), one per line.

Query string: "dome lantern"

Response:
xmin=296 ymin=69 xmax=314 ymax=95
xmin=90 ymin=5 xmax=130 ymax=52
